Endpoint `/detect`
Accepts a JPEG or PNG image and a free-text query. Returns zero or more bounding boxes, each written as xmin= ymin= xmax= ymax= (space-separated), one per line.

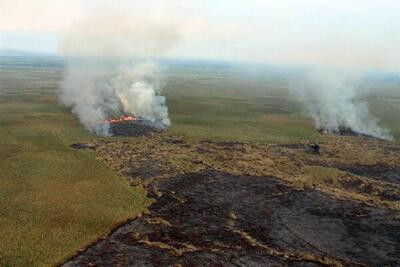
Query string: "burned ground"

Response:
xmin=109 ymin=121 xmax=162 ymax=137
xmin=64 ymin=134 xmax=400 ymax=267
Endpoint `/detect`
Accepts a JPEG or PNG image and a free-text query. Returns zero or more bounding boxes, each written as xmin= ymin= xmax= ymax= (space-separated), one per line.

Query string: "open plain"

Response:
xmin=1 ymin=56 xmax=399 ymax=266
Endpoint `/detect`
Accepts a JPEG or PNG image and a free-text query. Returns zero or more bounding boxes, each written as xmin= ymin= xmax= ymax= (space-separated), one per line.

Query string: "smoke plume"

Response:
xmin=292 ymin=69 xmax=393 ymax=140
xmin=59 ymin=10 xmax=179 ymax=136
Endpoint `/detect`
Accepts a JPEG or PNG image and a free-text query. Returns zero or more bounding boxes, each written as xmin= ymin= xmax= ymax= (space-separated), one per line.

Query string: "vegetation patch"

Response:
xmin=0 ymin=68 xmax=149 ymax=267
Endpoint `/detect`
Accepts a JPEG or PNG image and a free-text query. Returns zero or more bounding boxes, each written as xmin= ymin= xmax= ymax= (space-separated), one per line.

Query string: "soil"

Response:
xmin=64 ymin=134 xmax=400 ymax=267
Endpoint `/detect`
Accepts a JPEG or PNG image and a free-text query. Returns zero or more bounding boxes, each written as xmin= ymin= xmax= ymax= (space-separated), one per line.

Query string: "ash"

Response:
xmin=109 ymin=120 xmax=162 ymax=137
xmin=65 ymin=135 xmax=400 ymax=266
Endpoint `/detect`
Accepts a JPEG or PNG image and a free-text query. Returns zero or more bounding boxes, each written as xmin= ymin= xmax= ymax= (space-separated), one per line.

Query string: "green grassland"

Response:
xmin=366 ymin=81 xmax=400 ymax=141
xmin=164 ymin=63 xmax=400 ymax=143
xmin=0 ymin=63 xmax=149 ymax=267
xmin=0 ymin=57 xmax=399 ymax=266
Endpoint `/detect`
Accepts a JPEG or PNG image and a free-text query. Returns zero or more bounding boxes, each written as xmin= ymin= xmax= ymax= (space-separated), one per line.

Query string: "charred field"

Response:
xmin=65 ymin=133 xmax=400 ymax=267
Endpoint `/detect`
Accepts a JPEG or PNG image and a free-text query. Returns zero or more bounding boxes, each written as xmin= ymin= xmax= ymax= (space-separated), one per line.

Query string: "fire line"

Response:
xmin=105 ymin=115 xmax=138 ymax=124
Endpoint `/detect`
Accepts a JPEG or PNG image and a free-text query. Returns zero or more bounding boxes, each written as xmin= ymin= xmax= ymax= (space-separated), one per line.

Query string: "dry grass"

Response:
xmin=302 ymin=166 xmax=345 ymax=187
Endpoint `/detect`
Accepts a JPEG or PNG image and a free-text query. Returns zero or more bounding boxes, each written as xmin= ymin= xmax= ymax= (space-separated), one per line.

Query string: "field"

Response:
xmin=0 ymin=57 xmax=149 ymax=267
xmin=0 ymin=55 xmax=399 ymax=266
xmin=164 ymin=62 xmax=400 ymax=143
xmin=62 ymin=132 xmax=400 ymax=266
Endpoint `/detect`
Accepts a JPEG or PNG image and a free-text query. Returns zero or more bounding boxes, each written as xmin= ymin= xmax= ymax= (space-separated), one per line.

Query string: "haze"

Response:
xmin=1 ymin=0 xmax=399 ymax=71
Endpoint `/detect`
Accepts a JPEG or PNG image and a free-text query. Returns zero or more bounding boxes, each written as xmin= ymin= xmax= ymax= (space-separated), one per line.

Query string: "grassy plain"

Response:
xmin=0 ymin=58 xmax=149 ymax=267
xmin=0 ymin=56 xmax=399 ymax=266
xmin=164 ymin=62 xmax=400 ymax=143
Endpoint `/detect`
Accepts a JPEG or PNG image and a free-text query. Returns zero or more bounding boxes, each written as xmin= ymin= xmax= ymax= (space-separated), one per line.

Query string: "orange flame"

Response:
xmin=105 ymin=115 xmax=138 ymax=124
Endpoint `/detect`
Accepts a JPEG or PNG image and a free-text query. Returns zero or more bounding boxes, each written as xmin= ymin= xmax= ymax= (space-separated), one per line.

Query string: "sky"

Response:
xmin=1 ymin=0 xmax=399 ymax=71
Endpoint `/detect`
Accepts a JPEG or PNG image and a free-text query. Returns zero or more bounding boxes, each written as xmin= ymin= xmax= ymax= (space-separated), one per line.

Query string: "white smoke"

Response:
xmin=292 ymin=69 xmax=393 ymax=140
xmin=111 ymin=62 xmax=170 ymax=128
xmin=59 ymin=9 xmax=179 ymax=136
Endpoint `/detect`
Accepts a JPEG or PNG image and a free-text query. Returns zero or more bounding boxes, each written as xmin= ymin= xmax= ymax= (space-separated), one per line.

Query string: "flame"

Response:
xmin=105 ymin=115 xmax=138 ymax=124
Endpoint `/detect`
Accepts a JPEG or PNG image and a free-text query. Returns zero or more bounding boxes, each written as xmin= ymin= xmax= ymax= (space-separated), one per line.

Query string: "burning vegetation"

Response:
xmin=292 ymin=69 xmax=393 ymax=141
xmin=104 ymin=115 xmax=138 ymax=124
xmin=93 ymin=115 xmax=162 ymax=137
xmin=317 ymin=126 xmax=384 ymax=139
